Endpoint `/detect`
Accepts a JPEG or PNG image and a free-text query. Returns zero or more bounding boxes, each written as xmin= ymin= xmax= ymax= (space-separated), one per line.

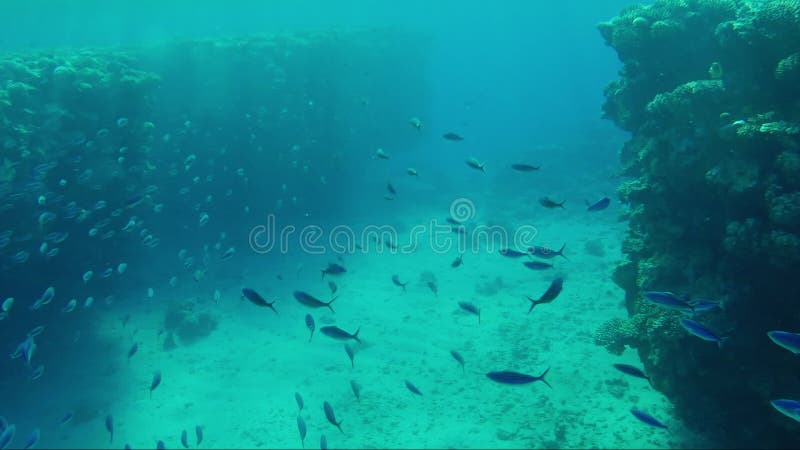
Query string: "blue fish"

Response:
xmin=305 ymin=314 xmax=316 ymax=341
xmin=687 ymin=298 xmax=723 ymax=315
xmin=630 ymin=408 xmax=667 ymax=429
xmin=771 ymin=399 xmax=800 ymax=422
xmin=295 ymin=392 xmax=304 ymax=411
xmin=320 ymin=435 xmax=328 ymax=450
xmin=195 ymin=425 xmax=204 ymax=445
xmin=59 ymin=412 xmax=73 ymax=426
xmin=150 ymin=371 xmax=162 ymax=398
xmin=644 ymin=291 xmax=693 ymax=313
xmin=405 ymin=380 xmax=423 ymax=396
xmin=486 ymin=368 xmax=551 ymax=388
xmin=0 ymin=424 xmax=15 ymax=449
xmin=297 ymin=415 xmax=307 ymax=447
xmin=105 ymin=415 xmax=114 ymax=443
xmin=457 ymin=301 xmax=481 ymax=323
xmin=767 ymin=331 xmax=800 ymax=355
xmin=323 ymin=401 xmax=343 ymax=434
xmin=587 ymin=196 xmax=611 ymax=211
xmin=612 ymin=364 xmax=653 ymax=387
xmin=181 ymin=429 xmax=189 ymax=448
xmin=528 ymin=244 xmax=567 ymax=260
xmin=523 ymin=261 xmax=553 ymax=270
xmin=22 ymin=428 xmax=39 ymax=449
xmin=679 ymin=318 xmax=727 ymax=347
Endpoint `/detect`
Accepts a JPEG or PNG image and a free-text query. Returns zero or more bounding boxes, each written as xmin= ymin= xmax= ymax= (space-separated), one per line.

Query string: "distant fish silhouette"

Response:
xmin=241 ymin=288 xmax=278 ymax=314
xmin=305 ymin=314 xmax=316 ymax=341
xmin=450 ymin=350 xmax=465 ymax=372
xmin=350 ymin=380 xmax=361 ymax=402
xmin=294 ymin=291 xmax=336 ymax=313
xmin=295 ymin=392 xmax=304 ymax=411
xmin=458 ymin=301 xmax=480 ymax=323
xmin=320 ymin=326 xmax=361 ymax=343
xmin=195 ymin=425 xmax=204 ymax=445
xmin=150 ymin=370 xmax=162 ymax=398
xmin=405 ymin=380 xmax=423 ymax=396
xmin=323 ymin=401 xmax=343 ymax=434
xmin=528 ymin=277 xmax=564 ymax=313
xmin=587 ymin=196 xmax=610 ymax=211
xmin=344 ymin=344 xmax=355 ymax=368
xmin=630 ymin=408 xmax=667 ymax=429
xmin=391 ymin=275 xmax=407 ymax=292
xmin=486 ymin=368 xmax=551 ymax=388
xmin=539 ymin=197 xmax=564 ymax=209
xmin=321 ymin=263 xmax=346 ymax=279
xmin=181 ymin=429 xmax=189 ymax=449
xmin=511 ymin=163 xmax=540 ymax=172
xmin=297 ymin=415 xmax=307 ymax=448
xmin=443 ymin=132 xmax=464 ymax=141
xmin=105 ymin=414 xmax=114 ymax=443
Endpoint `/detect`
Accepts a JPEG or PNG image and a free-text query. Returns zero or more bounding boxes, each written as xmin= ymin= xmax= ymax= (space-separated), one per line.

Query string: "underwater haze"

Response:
xmin=2 ymin=0 xmax=800 ymax=449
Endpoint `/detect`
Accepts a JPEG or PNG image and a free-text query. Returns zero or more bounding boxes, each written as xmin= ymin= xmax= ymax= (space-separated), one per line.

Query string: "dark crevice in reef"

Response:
xmin=595 ymin=1 xmax=800 ymax=447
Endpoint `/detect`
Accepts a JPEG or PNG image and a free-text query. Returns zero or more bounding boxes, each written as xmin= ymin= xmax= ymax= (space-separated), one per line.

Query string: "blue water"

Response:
xmin=0 ymin=1 xmax=729 ymax=449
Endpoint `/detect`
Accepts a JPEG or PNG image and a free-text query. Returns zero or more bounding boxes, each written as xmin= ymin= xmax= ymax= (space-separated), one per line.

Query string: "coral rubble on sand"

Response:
xmin=597 ymin=0 xmax=800 ymax=446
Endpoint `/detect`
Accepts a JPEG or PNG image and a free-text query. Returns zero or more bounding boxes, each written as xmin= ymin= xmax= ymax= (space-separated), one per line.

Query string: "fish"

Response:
xmin=511 ymin=163 xmax=540 ymax=172
xmin=128 ymin=343 xmax=138 ymax=362
xmin=409 ymin=117 xmax=422 ymax=130
xmin=687 ymin=298 xmax=724 ymax=314
xmin=157 ymin=440 xmax=166 ymax=449
xmin=320 ymin=326 xmax=361 ymax=343
xmin=458 ymin=301 xmax=481 ymax=324
xmin=321 ymin=263 xmax=346 ymax=279
xmin=181 ymin=429 xmax=189 ymax=449
xmin=612 ymin=364 xmax=654 ymax=387
xmin=644 ymin=291 xmax=694 ymax=313
xmin=587 ymin=196 xmax=611 ymax=211
xmin=771 ymin=399 xmax=800 ymax=422
xmin=150 ymin=370 xmax=162 ymax=398
xmin=450 ymin=350 xmax=465 ymax=372
xmin=22 ymin=428 xmax=39 ymax=449
xmin=499 ymin=248 xmax=528 ymax=258
xmin=539 ymin=197 xmax=565 ymax=208
xmin=195 ymin=425 xmax=204 ymax=445
xmin=528 ymin=277 xmax=564 ymax=312
xmin=486 ymin=368 xmax=551 ymax=388
xmin=405 ymin=380 xmax=423 ymax=396
xmin=391 ymin=275 xmax=407 ymax=292
xmin=767 ymin=331 xmax=800 ymax=354
xmin=323 ymin=401 xmax=343 ymax=434
xmin=105 ymin=414 xmax=114 ymax=443
xmin=0 ymin=424 xmax=15 ymax=449
xmin=451 ymin=254 xmax=464 ymax=268
xmin=387 ymin=182 xmax=397 ymax=195
xmin=59 ymin=412 xmax=74 ymax=426
xmin=427 ymin=281 xmax=438 ymax=297
xmin=241 ymin=288 xmax=278 ymax=314
xmin=406 ymin=168 xmax=418 ymax=176
xmin=29 ymin=364 xmax=44 ymax=380
xmin=630 ymin=408 xmax=667 ymax=429
xmin=305 ymin=314 xmax=316 ymax=341
xmin=297 ymin=416 xmax=307 ymax=448
xmin=350 ymin=380 xmax=361 ymax=401
xmin=344 ymin=344 xmax=355 ymax=368
xmin=679 ymin=318 xmax=727 ymax=347
xmin=320 ymin=435 xmax=328 ymax=450
xmin=528 ymin=244 xmax=567 ymax=260
xmin=523 ymin=261 xmax=553 ymax=270
xmin=374 ymin=148 xmax=390 ymax=159
xmin=465 ymin=157 xmax=486 ymax=173
xmin=294 ymin=291 xmax=336 ymax=313
xmin=295 ymin=392 xmax=304 ymax=411
xmin=328 ymin=281 xmax=337 ymax=295
xmin=443 ymin=132 xmax=464 ymax=141
xmin=27 ymin=325 xmax=45 ymax=337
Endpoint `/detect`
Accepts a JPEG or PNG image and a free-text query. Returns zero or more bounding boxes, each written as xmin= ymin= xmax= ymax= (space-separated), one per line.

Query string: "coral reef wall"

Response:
xmin=596 ymin=0 xmax=800 ymax=447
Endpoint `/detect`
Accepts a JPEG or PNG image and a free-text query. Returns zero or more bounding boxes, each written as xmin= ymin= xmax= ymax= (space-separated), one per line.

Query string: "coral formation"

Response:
xmin=163 ymin=297 xmax=218 ymax=346
xmin=598 ymin=0 xmax=800 ymax=446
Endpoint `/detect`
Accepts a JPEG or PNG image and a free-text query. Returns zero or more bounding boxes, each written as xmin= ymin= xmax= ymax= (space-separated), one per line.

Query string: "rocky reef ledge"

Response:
xmin=597 ymin=0 xmax=800 ymax=447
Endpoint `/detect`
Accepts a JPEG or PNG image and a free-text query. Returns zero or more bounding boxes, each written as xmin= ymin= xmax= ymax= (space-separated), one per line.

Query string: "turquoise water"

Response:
xmin=5 ymin=1 xmax=796 ymax=448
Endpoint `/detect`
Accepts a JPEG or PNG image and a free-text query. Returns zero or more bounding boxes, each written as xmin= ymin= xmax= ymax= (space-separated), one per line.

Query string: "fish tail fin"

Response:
xmin=402 ymin=283 xmax=407 ymax=293
xmin=309 ymin=332 xmax=313 ymax=342
xmin=327 ymin=297 xmax=337 ymax=313
xmin=353 ymin=328 xmax=361 ymax=343
xmin=538 ymin=367 xmax=552 ymax=388
xmin=527 ymin=297 xmax=538 ymax=314
xmin=337 ymin=421 xmax=344 ymax=434
xmin=558 ymin=243 xmax=569 ymax=260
